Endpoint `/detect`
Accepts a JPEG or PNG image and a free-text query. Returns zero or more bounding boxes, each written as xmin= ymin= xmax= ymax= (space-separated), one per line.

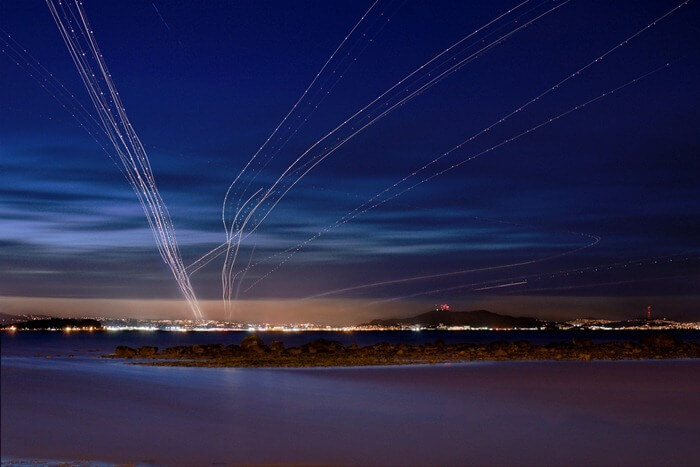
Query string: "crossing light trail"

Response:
xmin=5 ymin=0 xmax=548 ymax=292
xmin=223 ymin=0 xmax=404 ymax=222
xmin=217 ymin=1 xmax=567 ymax=309
xmin=236 ymin=0 xmax=691 ymax=293
xmin=312 ymin=61 xmax=674 ymax=246
xmin=188 ymin=0 xmax=539 ymax=275
xmin=45 ymin=0 xmax=202 ymax=320
xmin=195 ymin=0 xmax=686 ymax=290
xmin=221 ymin=0 xmax=381 ymax=237
xmin=226 ymin=0 xmax=566 ymax=240
xmin=18 ymin=1 xmax=688 ymax=320
xmin=227 ymin=0 xmax=544 ymax=217
xmin=240 ymin=55 xmax=671 ymax=294
xmin=320 ymin=0 xmax=691 ymax=228
xmin=219 ymin=0 xmax=388 ymax=316
xmin=219 ymin=0 xmax=534 ymax=310
xmin=299 ymin=62 xmax=671 ymax=301
xmin=222 ymin=0 xmax=396 ymax=252
xmin=222 ymin=0 xmax=530 ymax=222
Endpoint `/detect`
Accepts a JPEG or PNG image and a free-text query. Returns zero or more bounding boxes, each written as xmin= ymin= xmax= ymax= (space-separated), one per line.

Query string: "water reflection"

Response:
xmin=2 ymin=354 xmax=699 ymax=465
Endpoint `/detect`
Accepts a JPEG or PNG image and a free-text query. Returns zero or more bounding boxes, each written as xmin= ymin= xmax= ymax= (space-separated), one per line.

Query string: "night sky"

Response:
xmin=1 ymin=0 xmax=699 ymax=323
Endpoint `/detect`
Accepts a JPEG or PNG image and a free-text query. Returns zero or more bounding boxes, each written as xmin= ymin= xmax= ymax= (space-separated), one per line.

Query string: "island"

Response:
xmin=362 ymin=309 xmax=542 ymax=329
xmin=2 ymin=318 xmax=102 ymax=331
xmin=108 ymin=333 xmax=700 ymax=367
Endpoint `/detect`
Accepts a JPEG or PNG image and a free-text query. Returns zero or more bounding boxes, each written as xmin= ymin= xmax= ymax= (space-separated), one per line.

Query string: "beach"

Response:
xmin=2 ymin=351 xmax=699 ymax=465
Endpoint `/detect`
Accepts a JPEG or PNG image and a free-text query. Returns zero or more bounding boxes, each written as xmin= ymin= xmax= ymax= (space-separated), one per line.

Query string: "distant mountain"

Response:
xmin=363 ymin=309 xmax=542 ymax=329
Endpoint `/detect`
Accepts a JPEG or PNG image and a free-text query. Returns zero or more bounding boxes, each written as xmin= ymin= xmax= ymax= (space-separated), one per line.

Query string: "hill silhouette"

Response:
xmin=364 ymin=309 xmax=541 ymax=329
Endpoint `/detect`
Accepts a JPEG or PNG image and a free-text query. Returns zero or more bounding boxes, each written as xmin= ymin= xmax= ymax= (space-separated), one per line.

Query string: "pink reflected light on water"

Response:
xmin=2 ymin=356 xmax=699 ymax=465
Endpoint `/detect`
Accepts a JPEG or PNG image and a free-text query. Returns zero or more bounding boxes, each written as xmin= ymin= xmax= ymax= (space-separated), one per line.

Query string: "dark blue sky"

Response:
xmin=1 ymin=0 xmax=699 ymax=322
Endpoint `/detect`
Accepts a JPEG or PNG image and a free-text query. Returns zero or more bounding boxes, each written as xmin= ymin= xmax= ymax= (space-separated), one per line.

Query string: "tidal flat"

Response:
xmin=109 ymin=333 xmax=700 ymax=367
xmin=3 ymin=331 xmax=700 ymax=465
xmin=2 ymin=356 xmax=699 ymax=465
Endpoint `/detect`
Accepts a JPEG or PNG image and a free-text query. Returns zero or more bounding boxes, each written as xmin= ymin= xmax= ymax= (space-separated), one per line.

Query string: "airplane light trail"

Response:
xmin=187 ymin=0 xmax=690 ymax=299
xmin=219 ymin=0 xmax=384 ymax=317
xmin=473 ymin=281 xmax=527 ymax=291
xmin=208 ymin=0 xmax=569 ymax=309
xmin=242 ymin=60 xmax=671 ymax=294
xmin=305 ymin=62 xmax=673 ymax=301
xmin=218 ymin=0 xmax=554 ymax=314
xmin=45 ymin=0 xmax=202 ymax=319
xmin=306 ymin=232 xmax=599 ymax=299
xmin=502 ymin=275 xmax=697 ymax=294
xmin=363 ymin=253 xmax=699 ymax=306
xmin=4 ymin=1 xmax=694 ymax=319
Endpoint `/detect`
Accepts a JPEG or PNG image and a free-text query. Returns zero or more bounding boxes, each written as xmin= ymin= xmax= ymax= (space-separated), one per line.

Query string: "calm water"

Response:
xmin=2 ymin=331 xmax=700 ymax=465
xmin=2 ymin=329 xmax=699 ymax=357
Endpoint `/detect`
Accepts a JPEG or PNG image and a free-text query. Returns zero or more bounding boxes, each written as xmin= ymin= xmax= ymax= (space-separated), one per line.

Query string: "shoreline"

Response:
xmin=107 ymin=333 xmax=700 ymax=368
xmin=3 ymin=356 xmax=699 ymax=465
